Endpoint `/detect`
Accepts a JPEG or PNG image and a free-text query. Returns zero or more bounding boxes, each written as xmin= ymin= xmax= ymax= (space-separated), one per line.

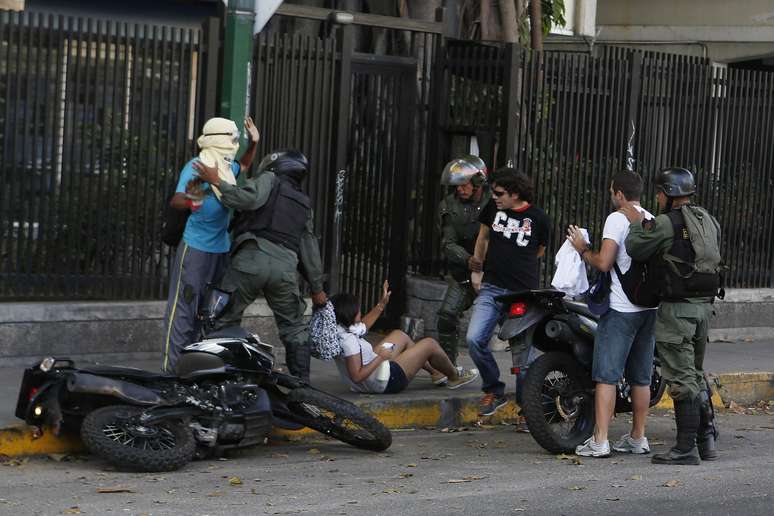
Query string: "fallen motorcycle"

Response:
xmin=16 ymin=328 xmax=391 ymax=472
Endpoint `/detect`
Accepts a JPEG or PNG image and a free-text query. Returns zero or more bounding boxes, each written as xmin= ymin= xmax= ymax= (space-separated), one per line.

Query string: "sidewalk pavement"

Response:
xmin=1 ymin=339 xmax=773 ymax=455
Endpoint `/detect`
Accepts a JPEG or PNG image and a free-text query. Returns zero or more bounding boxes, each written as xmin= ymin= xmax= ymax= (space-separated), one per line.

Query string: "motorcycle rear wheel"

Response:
xmin=521 ymin=352 xmax=594 ymax=454
xmin=81 ymin=405 xmax=196 ymax=472
xmin=285 ymin=388 xmax=392 ymax=451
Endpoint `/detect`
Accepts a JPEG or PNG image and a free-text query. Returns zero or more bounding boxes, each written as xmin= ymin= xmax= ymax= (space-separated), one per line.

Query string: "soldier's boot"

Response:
xmin=697 ymin=383 xmax=719 ymax=461
xmin=652 ymin=396 xmax=701 ymax=465
xmin=436 ymin=313 xmax=459 ymax=366
xmin=285 ymin=340 xmax=311 ymax=384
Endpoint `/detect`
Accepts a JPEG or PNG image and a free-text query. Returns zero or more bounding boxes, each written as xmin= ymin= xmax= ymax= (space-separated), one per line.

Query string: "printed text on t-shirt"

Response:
xmin=492 ymin=211 xmax=533 ymax=247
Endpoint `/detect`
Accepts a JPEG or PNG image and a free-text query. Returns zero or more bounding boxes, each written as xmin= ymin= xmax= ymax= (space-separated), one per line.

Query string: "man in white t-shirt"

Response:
xmin=566 ymin=171 xmax=657 ymax=458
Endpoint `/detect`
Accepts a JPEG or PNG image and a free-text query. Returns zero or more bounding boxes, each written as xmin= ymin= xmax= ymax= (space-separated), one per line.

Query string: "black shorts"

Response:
xmin=382 ymin=361 xmax=409 ymax=394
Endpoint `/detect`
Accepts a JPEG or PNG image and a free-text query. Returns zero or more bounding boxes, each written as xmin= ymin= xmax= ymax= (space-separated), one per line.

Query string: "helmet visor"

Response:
xmin=441 ymin=159 xmax=484 ymax=186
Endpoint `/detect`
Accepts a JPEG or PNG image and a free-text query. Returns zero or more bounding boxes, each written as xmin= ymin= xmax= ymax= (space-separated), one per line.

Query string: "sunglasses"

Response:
xmin=492 ymin=188 xmax=508 ymax=197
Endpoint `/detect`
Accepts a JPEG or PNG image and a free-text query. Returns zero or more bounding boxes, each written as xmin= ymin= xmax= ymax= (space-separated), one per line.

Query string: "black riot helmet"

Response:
xmin=655 ymin=167 xmax=696 ymax=197
xmin=256 ymin=149 xmax=309 ymax=182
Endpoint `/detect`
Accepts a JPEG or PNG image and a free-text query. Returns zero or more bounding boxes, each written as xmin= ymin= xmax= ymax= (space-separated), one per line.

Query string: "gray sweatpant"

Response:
xmin=162 ymin=242 xmax=227 ymax=372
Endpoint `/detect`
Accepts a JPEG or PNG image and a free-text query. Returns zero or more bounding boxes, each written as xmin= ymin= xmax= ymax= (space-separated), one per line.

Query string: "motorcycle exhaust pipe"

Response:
xmin=545 ymin=320 xmax=574 ymax=344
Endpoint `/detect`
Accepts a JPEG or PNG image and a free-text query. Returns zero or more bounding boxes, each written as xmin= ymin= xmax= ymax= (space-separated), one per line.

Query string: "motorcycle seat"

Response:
xmin=564 ymin=300 xmax=598 ymax=320
xmin=79 ymin=365 xmax=175 ymax=380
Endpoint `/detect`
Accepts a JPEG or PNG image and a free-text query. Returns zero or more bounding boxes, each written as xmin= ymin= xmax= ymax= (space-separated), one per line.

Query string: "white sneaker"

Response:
xmin=575 ymin=437 xmax=611 ymax=458
xmin=612 ymin=433 xmax=650 ymax=454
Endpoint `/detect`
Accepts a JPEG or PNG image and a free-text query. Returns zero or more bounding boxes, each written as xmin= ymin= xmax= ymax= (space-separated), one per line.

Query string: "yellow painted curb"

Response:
xmin=0 ymin=424 xmax=83 ymax=457
xmin=4 ymin=371 xmax=773 ymax=456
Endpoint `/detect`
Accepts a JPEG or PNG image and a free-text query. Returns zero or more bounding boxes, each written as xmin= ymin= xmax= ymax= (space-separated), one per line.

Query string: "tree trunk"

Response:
xmin=499 ymin=0 xmax=518 ymax=43
xmin=479 ymin=0 xmax=501 ymax=42
xmin=529 ymin=0 xmax=543 ymax=50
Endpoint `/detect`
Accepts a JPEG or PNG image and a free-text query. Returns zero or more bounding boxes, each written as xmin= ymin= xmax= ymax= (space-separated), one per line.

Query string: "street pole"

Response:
xmin=220 ymin=0 xmax=256 ymax=154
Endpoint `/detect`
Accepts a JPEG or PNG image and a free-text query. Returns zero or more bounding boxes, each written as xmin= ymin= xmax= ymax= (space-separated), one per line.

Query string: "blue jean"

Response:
xmin=466 ymin=283 xmax=512 ymax=396
xmin=593 ymin=308 xmax=657 ymax=386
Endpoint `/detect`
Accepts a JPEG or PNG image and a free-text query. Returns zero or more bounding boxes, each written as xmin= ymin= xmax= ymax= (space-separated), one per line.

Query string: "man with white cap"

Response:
xmin=161 ymin=116 xmax=260 ymax=372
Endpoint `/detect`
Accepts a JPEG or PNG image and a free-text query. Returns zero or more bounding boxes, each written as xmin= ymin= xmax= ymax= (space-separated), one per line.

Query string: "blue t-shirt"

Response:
xmin=176 ymin=158 xmax=240 ymax=253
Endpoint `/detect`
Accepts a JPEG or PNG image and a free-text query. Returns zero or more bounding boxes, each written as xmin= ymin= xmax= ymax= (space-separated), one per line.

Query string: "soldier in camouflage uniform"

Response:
xmin=435 ymin=156 xmax=490 ymax=367
xmin=623 ymin=167 xmax=723 ymax=466
xmin=194 ymin=150 xmax=327 ymax=383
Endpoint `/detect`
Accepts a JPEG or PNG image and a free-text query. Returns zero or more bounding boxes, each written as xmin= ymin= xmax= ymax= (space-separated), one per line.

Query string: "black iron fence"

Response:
xmin=3 ymin=6 xmax=773 ymax=303
xmin=432 ymin=42 xmax=774 ymax=289
xmin=0 ymin=10 xmax=214 ymax=300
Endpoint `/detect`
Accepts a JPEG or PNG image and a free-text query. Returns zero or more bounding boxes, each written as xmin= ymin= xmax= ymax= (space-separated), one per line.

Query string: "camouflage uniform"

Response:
xmin=626 ymin=208 xmax=717 ymax=402
xmin=436 ymin=188 xmax=491 ymax=364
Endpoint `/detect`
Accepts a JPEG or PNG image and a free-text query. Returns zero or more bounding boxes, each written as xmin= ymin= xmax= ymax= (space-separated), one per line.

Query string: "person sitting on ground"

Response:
xmin=330 ymin=282 xmax=479 ymax=395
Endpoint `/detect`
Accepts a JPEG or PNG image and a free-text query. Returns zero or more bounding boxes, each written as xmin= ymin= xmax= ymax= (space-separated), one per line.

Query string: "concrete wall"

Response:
xmin=0 ymin=299 xmax=311 ymax=367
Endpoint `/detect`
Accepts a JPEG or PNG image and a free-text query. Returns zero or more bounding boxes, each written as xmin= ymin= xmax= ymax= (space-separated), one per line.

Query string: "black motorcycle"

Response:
xmin=15 ymin=295 xmax=391 ymax=472
xmin=497 ymin=289 xmax=666 ymax=454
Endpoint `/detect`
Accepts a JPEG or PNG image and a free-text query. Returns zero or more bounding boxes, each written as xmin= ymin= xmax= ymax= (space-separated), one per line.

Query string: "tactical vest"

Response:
xmin=659 ymin=206 xmax=724 ymax=301
xmin=231 ymin=175 xmax=311 ymax=255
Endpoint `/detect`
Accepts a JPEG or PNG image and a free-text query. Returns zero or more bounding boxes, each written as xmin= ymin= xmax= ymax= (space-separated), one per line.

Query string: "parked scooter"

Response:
xmin=16 ymin=289 xmax=391 ymax=472
xmin=496 ymin=289 xmax=666 ymax=454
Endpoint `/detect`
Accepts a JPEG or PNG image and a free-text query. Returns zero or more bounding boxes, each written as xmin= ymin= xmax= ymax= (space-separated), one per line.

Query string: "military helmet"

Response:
xmin=655 ymin=167 xmax=696 ymax=197
xmin=256 ymin=149 xmax=309 ymax=177
xmin=440 ymin=155 xmax=488 ymax=186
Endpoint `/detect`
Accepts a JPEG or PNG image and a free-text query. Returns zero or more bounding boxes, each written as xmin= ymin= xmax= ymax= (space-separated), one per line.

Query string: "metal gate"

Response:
xmin=338 ymin=54 xmax=415 ymax=319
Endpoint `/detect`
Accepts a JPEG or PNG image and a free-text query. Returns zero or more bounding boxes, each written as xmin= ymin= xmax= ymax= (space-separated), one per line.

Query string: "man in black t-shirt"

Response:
xmin=467 ymin=168 xmax=552 ymax=416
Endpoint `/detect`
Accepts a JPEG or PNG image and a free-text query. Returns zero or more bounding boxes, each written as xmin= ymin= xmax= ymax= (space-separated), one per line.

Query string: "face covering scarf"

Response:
xmin=196 ymin=117 xmax=240 ymax=200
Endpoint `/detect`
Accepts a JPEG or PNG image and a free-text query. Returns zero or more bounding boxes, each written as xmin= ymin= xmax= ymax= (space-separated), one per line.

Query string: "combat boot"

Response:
xmin=697 ymin=387 xmax=719 ymax=460
xmin=652 ymin=396 xmax=701 ymax=466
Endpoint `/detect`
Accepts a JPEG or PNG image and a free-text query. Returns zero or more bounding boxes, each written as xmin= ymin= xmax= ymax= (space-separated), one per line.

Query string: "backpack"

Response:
xmin=161 ymin=193 xmax=190 ymax=247
xmin=613 ymin=260 xmax=660 ymax=308
xmin=662 ymin=205 xmax=725 ymax=300
xmin=309 ymin=301 xmax=341 ymax=360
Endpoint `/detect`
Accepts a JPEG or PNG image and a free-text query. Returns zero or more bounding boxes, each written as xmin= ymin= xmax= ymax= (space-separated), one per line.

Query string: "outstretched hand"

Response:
xmin=380 ymin=280 xmax=392 ymax=307
xmin=244 ymin=116 xmax=260 ymax=144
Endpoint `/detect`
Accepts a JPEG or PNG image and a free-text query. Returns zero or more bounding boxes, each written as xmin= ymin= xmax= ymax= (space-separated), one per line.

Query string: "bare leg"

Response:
xmin=392 ymin=338 xmax=458 ymax=381
xmin=593 ymin=383 xmax=616 ymax=443
xmin=630 ymin=385 xmax=650 ymax=440
xmin=379 ymin=330 xmax=441 ymax=376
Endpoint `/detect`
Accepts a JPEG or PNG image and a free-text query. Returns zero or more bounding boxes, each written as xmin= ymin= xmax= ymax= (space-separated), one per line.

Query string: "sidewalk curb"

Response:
xmin=2 ymin=372 xmax=772 ymax=457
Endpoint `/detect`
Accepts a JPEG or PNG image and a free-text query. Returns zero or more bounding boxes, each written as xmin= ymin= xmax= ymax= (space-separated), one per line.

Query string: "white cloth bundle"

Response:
xmin=551 ymin=228 xmax=590 ymax=297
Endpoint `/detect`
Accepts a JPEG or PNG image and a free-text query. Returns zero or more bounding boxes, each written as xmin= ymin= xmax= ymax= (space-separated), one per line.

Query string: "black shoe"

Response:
xmin=652 ymin=446 xmax=701 ymax=465
xmin=697 ymin=435 xmax=718 ymax=461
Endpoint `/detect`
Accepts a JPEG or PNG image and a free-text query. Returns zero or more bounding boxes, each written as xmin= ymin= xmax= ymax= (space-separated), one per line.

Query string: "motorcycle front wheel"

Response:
xmin=285 ymin=388 xmax=392 ymax=451
xmin=521 ymin=352 xmax=594 ymax=454
xmin=81 ymin=405 xmax=196 ymax=472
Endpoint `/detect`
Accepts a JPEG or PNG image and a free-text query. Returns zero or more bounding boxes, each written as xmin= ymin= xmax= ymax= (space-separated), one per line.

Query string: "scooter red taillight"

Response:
xmin=27 ymin=387 xmax=39 ymax=401
xmin=509 ymin=302 xmax=527 ymax=317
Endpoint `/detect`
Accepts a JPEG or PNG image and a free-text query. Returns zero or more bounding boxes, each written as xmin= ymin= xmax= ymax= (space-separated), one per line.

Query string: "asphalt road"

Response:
xmin=1 ymin=411 xmax=772 ymax=516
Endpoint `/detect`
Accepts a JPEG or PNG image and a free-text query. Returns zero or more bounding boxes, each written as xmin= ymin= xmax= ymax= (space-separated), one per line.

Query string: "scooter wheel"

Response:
xmin=285 ymin=388 xmax=392 ymax=451
xmin=521 ymin=352 xmax=594 ymax=454
xmin=81 ymin=405 xmax=195 ymax=472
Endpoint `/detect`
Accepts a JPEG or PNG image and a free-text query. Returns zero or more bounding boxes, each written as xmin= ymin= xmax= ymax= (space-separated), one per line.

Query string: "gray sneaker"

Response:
xmin=612 ymin=433 xmax=650 ymax=454
xmin=575 ymin=437 xmax=611 ymax=458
